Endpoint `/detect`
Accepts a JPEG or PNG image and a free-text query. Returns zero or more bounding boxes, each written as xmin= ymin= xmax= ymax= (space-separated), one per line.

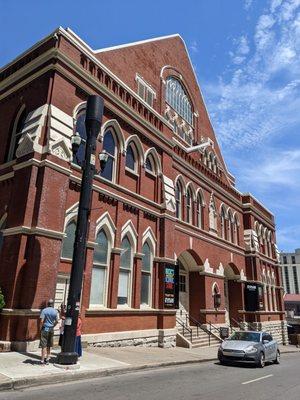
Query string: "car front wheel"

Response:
xmin=274 ymin=350 xmax=280 ymax=364
xmin=257 ymin=352 xmax=265 ymax=368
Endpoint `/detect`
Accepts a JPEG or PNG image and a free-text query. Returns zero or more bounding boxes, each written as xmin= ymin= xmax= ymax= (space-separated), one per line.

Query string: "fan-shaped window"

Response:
xmin=74 ymin=111 xmax=87 ymax=165
xmin=141 ymin=242 xmax=152 ymax=306
xmin=101 ymin=130 xmax=117 ymax=181
xmin=90 ymin=230 xmax=110 ymax=306
xmin=118 ymin=236 xmax=133 ymax=305
xmin=175 ymin=181 xmax=183 ymax=219
xmin=7 ymin=108 xmax=27 ymax=161
xmin=165 ymin=77 xmax=193 ymax=125
xmin=126 ymin=144 xmax=137 ymax=172
xmin=61 ymin=220 xmax=77 ymax=259
xmin=186 ymin=187 xmax=193 ymax=224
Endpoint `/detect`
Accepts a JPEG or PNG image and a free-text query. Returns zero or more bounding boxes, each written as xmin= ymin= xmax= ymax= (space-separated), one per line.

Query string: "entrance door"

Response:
xmin=224 ymin=279 xmax=230 ymax=325
xmin=179 ymin=264 xmax=189 ymax=320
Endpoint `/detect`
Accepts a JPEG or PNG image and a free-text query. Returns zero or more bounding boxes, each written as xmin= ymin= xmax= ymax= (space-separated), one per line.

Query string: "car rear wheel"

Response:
xmin=257 ymin=352 xmax=265 ymax=368
xmin=274 ymin=350 xmax=280 ymax=364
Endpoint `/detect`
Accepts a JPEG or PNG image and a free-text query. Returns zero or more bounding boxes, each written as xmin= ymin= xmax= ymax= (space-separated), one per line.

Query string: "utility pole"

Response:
xmin=57 ymin=95 xmax=104 ymax=365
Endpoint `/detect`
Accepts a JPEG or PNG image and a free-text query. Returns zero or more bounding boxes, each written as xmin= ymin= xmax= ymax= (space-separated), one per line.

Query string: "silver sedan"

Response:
xmin=218 ymin=331 xmax=280 ymax=368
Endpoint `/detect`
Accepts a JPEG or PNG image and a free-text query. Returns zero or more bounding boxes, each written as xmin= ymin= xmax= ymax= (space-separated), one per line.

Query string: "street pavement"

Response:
xmin=0 ymin=352 xmax=299 ymax=400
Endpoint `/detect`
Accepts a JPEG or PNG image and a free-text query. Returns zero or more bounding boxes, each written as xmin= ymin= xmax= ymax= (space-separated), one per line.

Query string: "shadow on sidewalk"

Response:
xmin=20 ymin=351 xmax=57 ymax=365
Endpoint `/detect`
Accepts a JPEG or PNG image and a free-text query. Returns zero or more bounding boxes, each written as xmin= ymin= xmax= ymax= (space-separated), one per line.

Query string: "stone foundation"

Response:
xmin=240 ymin=320 xmax=288 ymax=344
xmin=84 ymin=329 xmax=177 ymax=349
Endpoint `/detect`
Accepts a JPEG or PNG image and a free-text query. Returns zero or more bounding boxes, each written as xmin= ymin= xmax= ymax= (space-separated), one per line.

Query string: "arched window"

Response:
xmin=228 ymin=211 xmax=234 ymax=243
xmin=186 ymin=187 xmax=193 ymax=224
xmin=101 ymin=129 xmax=117 ymax=181
xmin=90 ymin=229 xmax=110 ymax=306
xmin=61 ymin=220 xmax=76 ymax=259
xmin=165 ymin=77 xmax=193 ymax=126
xmin=141 ymin=242 xmax=152 ymax=306
xmin=7 ymin=108 xmax=27 ymax=161
xmin=175 ymin=181 xmax=183 ymax=219
xmin=74 ymin=111 xmax=87 ymax=165
xmin=145 ymin=155 xmax=156 ymax=174
xmin=220 ymin=207 xmax=226 ymax=239
xmin=0 ymin=215 xmax=7 ymax=255
xmin=118 ymin=236 xmax=133 ymax=305
xmin=196 ymin=192 xmax=204 ymax=229
xmin=233 ymin=215 xmax=239 ymax=245
xmin=125 ymin=144 xmax=138 ymax=172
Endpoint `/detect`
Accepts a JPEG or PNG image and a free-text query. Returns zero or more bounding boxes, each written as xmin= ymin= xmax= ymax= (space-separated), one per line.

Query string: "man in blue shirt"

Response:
xmin=39 ymin=299 xmax=58 ymax=365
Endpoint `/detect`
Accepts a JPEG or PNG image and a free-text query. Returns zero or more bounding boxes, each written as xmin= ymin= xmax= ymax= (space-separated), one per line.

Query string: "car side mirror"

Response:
xmin=263 ymin=339 xmax=269 ymax=344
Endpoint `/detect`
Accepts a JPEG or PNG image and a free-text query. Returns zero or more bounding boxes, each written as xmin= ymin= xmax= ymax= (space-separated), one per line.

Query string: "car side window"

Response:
xmin=262 ymin=334 xmax=268 ymax=342
xmin=267 ymin=334 xmax=273 ymax=341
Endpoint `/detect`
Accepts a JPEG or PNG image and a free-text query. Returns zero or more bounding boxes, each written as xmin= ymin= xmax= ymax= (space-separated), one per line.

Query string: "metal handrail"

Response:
xmin=176 ymin=317 xmax=193 ymax=343
xmin=188 ymin=314 xmax=222 ymax=344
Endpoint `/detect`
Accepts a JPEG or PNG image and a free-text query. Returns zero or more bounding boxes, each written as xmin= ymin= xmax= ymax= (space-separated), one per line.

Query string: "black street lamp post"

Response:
xmin=57 ymin=95 xmax=107 ymax=365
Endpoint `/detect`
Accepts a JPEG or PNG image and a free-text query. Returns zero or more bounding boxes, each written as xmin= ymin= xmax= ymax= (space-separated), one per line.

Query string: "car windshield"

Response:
xmin=228 ymin=332 xmax=260 ymax=342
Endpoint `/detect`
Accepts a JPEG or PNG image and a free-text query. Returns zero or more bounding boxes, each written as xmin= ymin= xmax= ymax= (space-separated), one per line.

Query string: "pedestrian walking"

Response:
xmin=74 ymin=313 xmax=82 ymax=358
xmin=39 ymin=299 xmax=58 ymax=365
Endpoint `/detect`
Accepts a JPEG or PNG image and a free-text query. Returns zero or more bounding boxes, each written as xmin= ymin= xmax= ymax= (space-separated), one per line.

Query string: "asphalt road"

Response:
xmin=1 ymin=352 xmax=299 ymax=400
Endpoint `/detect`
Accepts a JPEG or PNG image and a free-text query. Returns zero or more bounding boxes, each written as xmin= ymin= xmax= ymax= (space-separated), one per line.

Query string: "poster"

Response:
xmin=164 ymin=264 xmax=178 ymax=308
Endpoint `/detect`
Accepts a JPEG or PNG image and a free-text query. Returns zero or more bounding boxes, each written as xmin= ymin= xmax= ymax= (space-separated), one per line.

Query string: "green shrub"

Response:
xmin=0 ymin=288 xmax=5 ymax=309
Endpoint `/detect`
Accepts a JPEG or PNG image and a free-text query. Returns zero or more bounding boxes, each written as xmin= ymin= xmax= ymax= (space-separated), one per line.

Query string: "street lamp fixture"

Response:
xmin=57 ymin=95 xmax=105 ymax=366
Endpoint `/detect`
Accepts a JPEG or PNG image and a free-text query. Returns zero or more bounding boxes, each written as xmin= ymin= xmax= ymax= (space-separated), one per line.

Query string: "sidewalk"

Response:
xmin=0 ymin=344 xmax=299 ymax=391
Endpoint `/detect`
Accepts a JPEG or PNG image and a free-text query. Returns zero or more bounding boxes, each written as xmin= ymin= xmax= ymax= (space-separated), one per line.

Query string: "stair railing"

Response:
xmin=188 ymin=314 xmax=222 ymax=345
xmin=176 ymin=317 xmax=193 ymax=343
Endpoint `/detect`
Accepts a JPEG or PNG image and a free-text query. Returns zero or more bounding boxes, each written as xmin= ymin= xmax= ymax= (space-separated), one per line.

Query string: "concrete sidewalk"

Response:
xmin=0 ymin=344 xmax=299 ymax=392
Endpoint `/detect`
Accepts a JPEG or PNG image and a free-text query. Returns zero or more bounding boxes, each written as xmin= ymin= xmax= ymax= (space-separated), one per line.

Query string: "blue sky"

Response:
xmin=0 ymin=0 xmax=299 ymax=251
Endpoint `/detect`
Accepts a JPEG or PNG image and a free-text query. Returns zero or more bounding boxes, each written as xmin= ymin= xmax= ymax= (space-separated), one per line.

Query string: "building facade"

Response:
xmin=280 ymin=249 xmax=300 ymax=317
xmin=0 ymin=28 xmax=287 ymax=350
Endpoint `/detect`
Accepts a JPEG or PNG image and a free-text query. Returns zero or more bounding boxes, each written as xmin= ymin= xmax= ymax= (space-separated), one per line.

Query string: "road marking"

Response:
xmin=242 ymin=374 xmax=273 ymax=385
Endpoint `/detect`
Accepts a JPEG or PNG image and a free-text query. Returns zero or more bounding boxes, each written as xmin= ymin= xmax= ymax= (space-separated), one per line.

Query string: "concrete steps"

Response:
xmin=177 ymin=325 xmax=222 ymax=348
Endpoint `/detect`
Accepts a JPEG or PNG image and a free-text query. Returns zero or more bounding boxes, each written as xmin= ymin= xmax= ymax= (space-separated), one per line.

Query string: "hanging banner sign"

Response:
xmin=164 ymin=264 xmax=178 ymax=308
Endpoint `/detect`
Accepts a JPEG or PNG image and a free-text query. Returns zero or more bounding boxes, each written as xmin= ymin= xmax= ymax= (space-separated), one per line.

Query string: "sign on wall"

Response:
xmin=164 ymin=264 xmax=179 ymax=308
xmin=244 ymin=283 xmax=263 ymax=311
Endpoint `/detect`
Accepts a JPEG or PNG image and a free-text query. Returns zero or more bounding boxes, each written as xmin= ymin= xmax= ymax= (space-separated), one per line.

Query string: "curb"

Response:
xmin=0 ymin=357 xmax=217 ymax=392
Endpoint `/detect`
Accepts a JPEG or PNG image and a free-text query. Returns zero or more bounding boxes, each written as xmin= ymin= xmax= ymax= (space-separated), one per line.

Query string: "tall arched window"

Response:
xmin=165 ymin=77 xmax=193 ymax=125
xmin=101 ymin=129 xmax=117 ymax=181
xmin=7 ymin=108 xmax=27 ymax=161
xmin=118 ymin=236 xmax=133 ymax=305
xmin=125 ymin=144 xmax=138 ymax=172
xmin=145 ymin=155 xmax=156 ymax=174
xmin=175 ymin=181 xmax=183 ymax=219
xmin=233 ymin=215 xmax=239 ymax=245
xmin=196 ymin=193 xmax=204 ymax=229
xmin=186 ymin=187 xmax=193 ymax=224
xmin=74 ymin=110 xmax=87 ymax=165
xmin=141 ymin=242 xmax=152 ymax=306
xmin=220 ymin=207 xmax=226 ymax=239
xmin=61 ymin=220 xmax=77 ymax=259
xmin=90 ymin=229 xmax=110 ymax=306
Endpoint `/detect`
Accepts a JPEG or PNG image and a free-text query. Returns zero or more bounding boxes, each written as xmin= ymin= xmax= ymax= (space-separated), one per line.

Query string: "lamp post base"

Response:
xmin=56 ymin=351 xmax=78 ymax=365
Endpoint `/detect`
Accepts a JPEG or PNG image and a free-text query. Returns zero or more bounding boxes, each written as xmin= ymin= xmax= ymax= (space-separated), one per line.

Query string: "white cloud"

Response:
xmin=203 ymin=0 xmax=300 ymax=149
xmin=244 ymin=0 xmax=254 ymax=11
xmin=276 ymin=225 xmax=300 ymax=251
xmin=190 ymin=40 xmax=199 ymax=53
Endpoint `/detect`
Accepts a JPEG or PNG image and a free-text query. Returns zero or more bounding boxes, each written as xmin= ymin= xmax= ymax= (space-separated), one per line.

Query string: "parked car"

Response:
xmin=218 ymin=330 xmax=280 ymax=368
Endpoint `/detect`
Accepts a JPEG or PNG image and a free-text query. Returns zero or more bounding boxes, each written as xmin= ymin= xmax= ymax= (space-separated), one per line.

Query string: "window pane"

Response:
xmin=101 ymin=155 xmax=114 ymax=181
xmin=62 ymin=221 xmax=76 ymax=259
xmin=126 ymin=146 xmax=135 ymax=170
xmin=75 ymin=112 xmax=87 ymax=165
xmin=141 ymin=273 xmax=150 ymax=305
xmin=118 ymin=271 xmax=129 ymax=305
xmin=0 ymin=232 xmax=3 ymax=254
xmin=120 ymin=237 xmax=132 ymax=269
xmin=90 ymin=266 xmax=105 ymax=305
xmin=165 ymin=77 xmax=193 ymax=126
xmin=103 ymin=130 xmax=116 ymax=156
xmin=142 ymin=243 xmax=151 ymax=272
xmin=145 ymin=157 xmax=153 ymax=172
xmin=94 ymin=230 xmax=108 ymax=264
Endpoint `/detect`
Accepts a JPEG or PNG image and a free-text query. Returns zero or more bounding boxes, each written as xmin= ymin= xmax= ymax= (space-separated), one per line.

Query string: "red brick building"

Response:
xmin=0 ymin=28 xmax=287 ymax=350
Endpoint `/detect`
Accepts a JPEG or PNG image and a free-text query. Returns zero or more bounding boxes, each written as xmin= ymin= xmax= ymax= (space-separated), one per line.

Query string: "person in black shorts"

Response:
xmin=39 ymin=299 xmax=58 ymax=365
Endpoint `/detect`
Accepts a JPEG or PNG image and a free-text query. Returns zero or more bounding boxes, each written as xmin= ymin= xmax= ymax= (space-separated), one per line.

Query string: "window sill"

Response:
xmin=125 ymin=167 xmax=139 ymax=178
xmin=60 ymin=257 xmax=73 ymax=263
